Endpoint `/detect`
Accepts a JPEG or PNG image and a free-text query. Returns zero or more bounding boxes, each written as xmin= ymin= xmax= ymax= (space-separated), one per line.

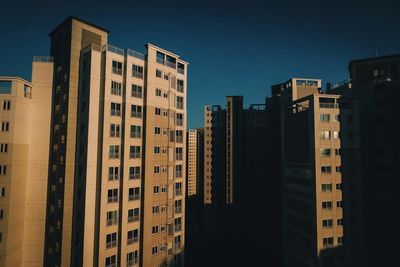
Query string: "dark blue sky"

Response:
xmin=1 ymin=0 xmax=399 ymax=128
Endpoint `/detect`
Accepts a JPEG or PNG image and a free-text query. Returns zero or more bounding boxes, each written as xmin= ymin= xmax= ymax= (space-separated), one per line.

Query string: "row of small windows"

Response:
xmin=110 ymin=124 xmax=142 ymax=138
xmin=112 ymin=61 xmax=144 ymax=79
xmin=322 ymin=218 xmax=344 ymax=228
xmin=321 ymin=183 xmax=342 ymax=192
xmin=323 ymin=236 xmax=343 ymax=247
xmin=322 ymin=200 xmax=343 ymax=209
xmin=110 ymin=81 xmax=143 ymax=98
xmin=109 ymin=145 xmax=141 ymax=159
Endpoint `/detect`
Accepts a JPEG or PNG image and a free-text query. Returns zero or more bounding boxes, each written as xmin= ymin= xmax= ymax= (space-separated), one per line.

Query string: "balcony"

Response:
xmin=130 ymin=152 xmax=141 ymax=159
xmin=177 ymin=84 xmax=184 ymax=93
xmin=176 ymin=154 xmax=183 ymax=161
xmin=106 ymin=219 xmax=117 ymax=226
xmin=175 ymin=224 xmax=182 ymax=232
xmin=175 ymin=188 xmax=182 ymax=195
xmin=177 ymin=67 xmax=184 ymax=75
xmin=132 ymin=91 xmax=142 ymax=98
xmin=319 ymin=103 xmax=339 ymax=109
xmin=108 ymin=196 xmax=118 ymax=203
xmin=103 ymin=44 xmax=125 ymax=56
xmin=132 ymin=72 xmax=143 ymax=79
xmin=176 ymin=102 xmax=183 ymax=109
xmin=109 ymin=153 xmax=119 ymax=159
xmin=127 ymin=259 xmax=138 ymax=266
xmin=111 ymin=110 xmax=121 ymax=116
xmin=131 ymin=112 xmax=142 ymax=118
xmin=177 ymin=119 xmax=183 ymax=126
xmin=175 ymin=242 xmax=182 ymax=250
xmin=131 ymin=132 xmax=141 ymax=138
xmin=108 ymin=174 xmax=119 ymax=181
xmin=176 ymin=136 xmax=183 ymax=143
xmin=156 ymin=57 xmax=176 ymax=69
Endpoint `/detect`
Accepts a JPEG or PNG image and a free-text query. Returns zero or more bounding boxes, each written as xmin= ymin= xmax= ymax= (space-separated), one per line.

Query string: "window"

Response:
xmin=127 ymin=250 xmax=138 ymax=266
xmin=0 ymin=209 xmax=3 ymax=220
xmin=335 ymin=149 xmax=340 ymax=155
xmin=129 ymin=166 xmax=140 ymax=180
xmin=164 ymin=74 xmax=169 ymax=80
xmin=132 ymin=84 xmax=142 ymax=98
xmin=175 ymin=166 xmax=183 ymax=178
xmin=337 ymin=218 xmax=344 ymax=226
xmin=175 ymin=235 xmax=181 ymax=249
xmin=320 ymin=148 xmax=331 ymax=157
xmin=337 ymin=201 xmax=343 ymax=208
xmin=175 ymin=182 xmax=183 ymax=195
xmin=1 ymin=122 xmax=10 ymax=132
xmin=111 ymin=81 xmax=122 ymax=96
xmin=130 ymin=146 xmax=141 ymax=158
xmin=3 ymin=100 xmax=11 ymax=110
xmin=152 ymin=246 xmax=158 ymax=255
xmin=156 ymin=69 xmax=162 ymax=78
xmin=152 ymin=205 xmax=160 ymax=214
xmin=106 ymin=232 xmax=117 ymax=248
xmin=154 ymin=146 xmax=160 ymax=154
xmin=110 ymin=124 xmax=120 ymax=138
xmin=336 ymin=183 xmax=342 ymax=190
xmin=163 ymin=92 xmax=168 ymax=98
xmin=321 ymin=166 xmax=332 ymax=174
xmin=105 ymin=255 xmax=116 ymax=267
xmin=130 ymin=125 xmax=141 ymax=138
xmin=175 ymin=217 xmax=182 ymax=232
xmin=0 ymin=165 xmax=6 ymax=175
xmin=108 ymin=167 xmax=119 ymax=181
xmin=154 ymin=166 xmax=160 ymax=174
xmin=155 ymin=88 xmax=162 ymax=96
xmin=155 ymin=127 xmax=161 ymax=135
xmin=177 ymin=79 xmax=184 ymax=93
xmin=131 ymin=105 xmax=142 ymax=118
xmin=175 ymin=199 xmax=182 ymax=214
xmin=152 ymin=225 xmax=159 ymax=235
xmin=322 ymin=219 xmax=333 ymax=228
xmin=155 ymin=107 xmax=161 ymax=115
xmin=109 ymin=145 xmax=120 ymax=159
xmin=176 ymin=130 xmax=183 ymax=143
xmin=128 ymin=208 xmax=139 ymax=222
xmin=333 ymin=131 xmax=339 ymax=139
xmin=107 ymin=189 xmax=118 ymax=203
xmin=334 ymin=114 xmax=340 ymax=121
xmin=320 ymin=114 xmax=330 ymax=122
xmin=129 ymin=187 xmax=140 ymax=201
xmin=178 ymin=63 xmax=185 ymax=74
xmin=161 ymin=186 xmax=167 ymax=193
xmin=0 ymin=144 xmax=8 ymax=153
xmin=322 ymin=183 xmax=332 ymax=192
xmin=323 ymin=237 xmax=334 ymax=247
xmin=319 ymin=131 xmax=330 ymax=139
xmin=176 ymin=96 xmax=184 ymax=109
xmin=160 ymin=205 xmax=167 ymax=213
xmin=338 ymin=236 xmax=343 ymax=244
xmin=153 ymin=185 xmax=160 ymax=194
xmin=127 ymin=229 xmax=139 ymax=244
xmin=106 ymin=211 xmax=118 ymax=226
xmin=110 ymin=102 xmax=121 ymax=116
xmin=176 ymin=113 xmax=183 ymax=126
xmin=335 ymin=166 xmax=341 ymax=173
xmin=112 ymin=60 xmax=123 ymax=75
xmin=176 ymin=147 xmax=183 ymax=160
xmin=132 ymin=64 xmax=143 ymax=79
xmin=322 ymin=201 xmax=332 ymax=209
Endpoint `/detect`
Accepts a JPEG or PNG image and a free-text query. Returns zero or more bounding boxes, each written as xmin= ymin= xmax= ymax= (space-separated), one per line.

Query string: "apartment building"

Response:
xmin=202 ymin=96 xmax=268 ymax=266
xmin=43 ymin=16 xmax=187 ymax=267
xmin=186 ymin=130 xmax=197 ymax=196
xmin=0 ymin=59 xmax=53 ymax=266
xmin=282 ymin=92 xmax=359 ymax=267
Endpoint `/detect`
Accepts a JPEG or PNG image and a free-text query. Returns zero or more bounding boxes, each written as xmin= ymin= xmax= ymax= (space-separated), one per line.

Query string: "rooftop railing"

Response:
xmin=103 ymin=44 xmax=125 ymax=56
xmin=127 ymin=49 xmax=145 ymax=60
xmin=156 ymin=57 xmax=177 ymax=69
xmin=33 ymin=56 xmax=54 ymax=62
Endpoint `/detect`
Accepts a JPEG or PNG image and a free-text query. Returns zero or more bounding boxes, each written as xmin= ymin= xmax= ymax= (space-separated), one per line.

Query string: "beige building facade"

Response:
xmin=43 ymin=17 xmax=187 ymax=267
xmin=0 ymin=58 xmax=53 ymax=266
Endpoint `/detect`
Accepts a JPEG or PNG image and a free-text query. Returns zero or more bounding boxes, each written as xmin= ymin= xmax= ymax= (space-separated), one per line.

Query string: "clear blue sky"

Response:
xmin=1 ymin=0 xmax=399 ymax=128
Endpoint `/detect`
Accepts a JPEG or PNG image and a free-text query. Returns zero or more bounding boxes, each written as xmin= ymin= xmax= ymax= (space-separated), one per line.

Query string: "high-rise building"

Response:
xmin=202 ymin=96 xmax=267 ymax=266
xmin=43 ymin=16 xmax=188 ymax=267
xmin=186 ymin=130 xmax=197 ymax=196
xmin=281 ymin=88 xmax=359 ymax=267
xmin=0 ymin=58 xmax=53 ymax=266
xmin=346 ymin=55 xmax=400 ymax=267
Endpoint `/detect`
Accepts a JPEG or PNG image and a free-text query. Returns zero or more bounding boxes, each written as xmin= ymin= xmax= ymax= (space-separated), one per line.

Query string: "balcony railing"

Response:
xmin=103 ymin=44 xmax=125 ymax=56
xmin=175 ymin=224 xmax=182 ymax=232
xmin=127 ymin=259 xmax=138 ymax=266
xmin=131 ymin=132 xmax=141 ymax=138
xmin=177 ymin=119 xmax=183 ymax=126
xmin=109 ymin=153 xmax=119 ymax=159
xmin=177 ymin=68 xmax=184 ymax=75
xmin=176 ymin=154 xmax=183 ymax=161
xmin=176 ymin=102 xmax=183 ymax=109
xmin=130 ymin=153 xmax=141 ymax=159
xmin=106 ymin=219 xmax=117 ymax=226
xmin=131 ymin=112 xmax=142 ymax=118
xmin=129 ymin=173 xmax=140 ymax=180
xmin=176 ymin=136 xmax=183 ymax=143
xmin=33 ymin=56 xmax=54 ymax=62
xmin=132 ymin=72 xmax=143 ymax=79
xmin=129 ymin=194 xmax=140 ymax=201
xmin=128 ymin=215 xmax=139 ymax=223
xmin=106 ymin=240 xmax=117 ymax=248
xmin=127 ymin=236 xmax=139 ymax=245
xmin=175 ymin=188 xmax=182 ymax=195
xmin=177 ymin=84 xmax=184 ymax=92
xmin=111 ymin=110 xmax=121 ymax=116
xmin=107 ymin=196 xmax=118 ymax=203
xmin=127 ymin=48 xmax=145 ymax=60
xmin=132 ymin=91 xmax=142 ymax=98
xmin=108 ymin=174 xmax=119 ymax=180
xmin=175 ymin=242 xmax=181 ymax=249
xmin=156 ymin=57 xmax=176 ymax=69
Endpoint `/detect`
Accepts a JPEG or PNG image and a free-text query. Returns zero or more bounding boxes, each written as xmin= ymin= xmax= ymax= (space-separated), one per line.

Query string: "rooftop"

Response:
xmin=49 ymin=15 xmax=110 ymax=36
